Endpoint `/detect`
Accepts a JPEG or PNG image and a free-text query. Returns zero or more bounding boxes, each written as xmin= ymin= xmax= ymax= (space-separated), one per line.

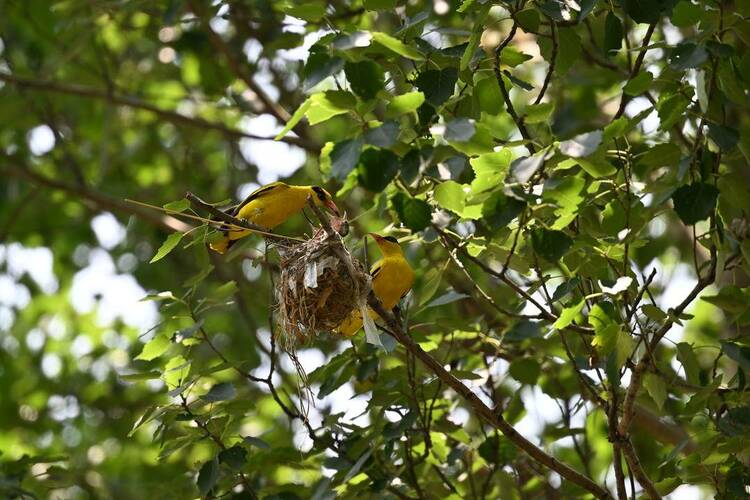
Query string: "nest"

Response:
xmin=275 ymin=227 xmax=368 ymax=350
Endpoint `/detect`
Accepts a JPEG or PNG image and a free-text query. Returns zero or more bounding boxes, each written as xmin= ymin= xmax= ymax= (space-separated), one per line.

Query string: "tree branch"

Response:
xmin=2 ymin=165 xmax=190 ymax=233
xmin=613 ymin=23 xmax=657 ymax=119
xmin=372 ymin=301 xmax=612 ymax=499
xmin=0 ymin=73 xmax=314 ymax=150
xmin=620 ymin=439 xmax=662 ymax=500
xmin=493 ymin=23 xmax=536 ymax=154
xmin=618 ymin=249 xmax=717 ymax=437
xmin=533 ymin=21 xmax=557 ymax=105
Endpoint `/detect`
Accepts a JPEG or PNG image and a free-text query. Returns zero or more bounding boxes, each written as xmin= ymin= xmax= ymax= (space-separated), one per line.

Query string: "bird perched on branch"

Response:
xmin=209 ymin=182 xmax=340 ymax=254
xmin=336 ymin=233 xmax=414 ymax=337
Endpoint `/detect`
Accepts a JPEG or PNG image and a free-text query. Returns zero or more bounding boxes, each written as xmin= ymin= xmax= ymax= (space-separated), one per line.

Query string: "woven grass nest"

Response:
xmin=275 ymin=223 xmax=369 ymax=349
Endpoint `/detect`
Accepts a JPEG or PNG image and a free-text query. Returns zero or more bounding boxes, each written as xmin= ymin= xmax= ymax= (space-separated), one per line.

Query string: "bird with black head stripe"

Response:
xmin=335 ymin=233 xmax=414 ymax=336
xmin=209 ymin=182 xmax=340 ymax=254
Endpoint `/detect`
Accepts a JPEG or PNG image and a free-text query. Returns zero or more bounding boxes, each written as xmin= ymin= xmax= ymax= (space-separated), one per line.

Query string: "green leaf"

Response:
xmin=508 ymin=358 xmax=541 ymax=385
xmin=307 ymin=90 xmax=356 ymax=125
xmin=470 ymin=150 xmax=512 ymax=192
xmin=524 ymin=102 xmax=554 ymax=124
xmin=644 ymin=373 xmax=667 ymax=409
xmin=150 ymin=232 xmax=184 ymax=263
xmin=718 ymin=407 xmax=750 ymax=437
xmin=707 ymin=123 xmax=739 ymax=151
xmin=197 ymin=457 xmax=219 ymax=496
xmin=531 ymin=229 xmax=573 ymax=262
xmin=358 ymin=148 xmax=399 ymax=191
xmin=427 ymin=290 xmax=469 ymax=308
xmin=508 ymin=154 xmax=545 ymax=184
xmin=332 ymin=31 xmax=373 ymax=50
xmin=658 ymin=93 xmax=689 ymax=130
xmin=671 ymin=182 xmax=719 ymax=225
xmin=669 ymin=43 xmax=708 ymax=71
xmin=603 ymin=12 xmax=623 ymax=56
xmin=330 ymin=137 xmax=364 ymax=180
xmin=363 ymin=0 xmax=396 ymax=9
xmin=575 ymin=157 xmax=618 ymax=178
xmin=461 ymin=29 xmax=481 ymax=71
xmin=543 ymin=174 xmax=586 ymax=230
xmin=592 ymin=324 xmax=620 ymax=359
xmin=393 ymin=194 xmax=432 ymax=232
xmin=415 ymin=68 xmax=458 ymax=107
xmin=385 ymin=92 xmax=425 ymax=118
xmin=371 ymin=32 xmax=424 ymax=60
xmin=201 ymin=382 xmax=236 ymax=402
xmin=641 ymin=304 xmax=667 ymax=321
xmin=434 ymin=181 xmax=466 ymax=215
xmin=243 ymin=436 xmax=270 ymax=449
xmin=163 ymin=198 xmax=190 ymax=212
xmin=503 ymin=70 xmax=534 ymax=91
xmin=624 ymin=0 xmax=673 ymax=24
xmin=702 ymin=286 xmax=749 ymax=314
xmin=554 ymin=299 xmax=584 ymax=329
xmin=343 ymin=449 xmax=373 ymax=483
xmin=515 ymin=8 xmax=539 ymax=32
xmin=559 ymin=130 xmax=602 ymax=158
xmin=637 ymin=143 xmax=680 ymax=168
xmin=418 ymin=263 xmax=446 ymax=306
xmin=722 ymin=342 xmax=750 ymax=371
xmin=303 ymin=51 xmax=344 ymax=92
xmin=214 ymin=280 xmax=238 ymax=300
xmin=120 ymin=371 xmax=162 ymax=381
xmin=676 ymin=342 xmax=701 ymax=385
xmin=671 ymin=1 xmax=703 ymax=27
xmin=364 ymin=121 xmax=399 ymax=148
xmin=589 ymin=308 xmax=621 ymax=361
xmin=136 ymin=334 xmax=171 ymax=361
xmin=443 ymin=118 xmax=476 ymax=142
xmin=219 ymin=446 xmax=248 ymax=470
xmin=344 ymin=60 xmax=384 ymax=101
xmin=501 ymin=47 xmax=533 ymax=67
xmin=275 ymin=97 xmax=312 ymax=140
xmin=482 ymin=192 xmax=525 ymax=230
xmin=623 ymin=71 xmax=653 ymax=96
xmin=283 ymin=2 xmax=326 ymax=21
xmin=552 ymin=278 xmax=580 ymax=303
xmin=540 ymin=28 xmax=580 ymax=74
xmin=474 ymin=76 xmax=503 ymax=115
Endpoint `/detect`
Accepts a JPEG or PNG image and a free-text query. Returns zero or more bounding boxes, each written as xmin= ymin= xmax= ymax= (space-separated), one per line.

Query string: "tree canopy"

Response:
xmin=2 ymin=0 xmax=750 ymax=498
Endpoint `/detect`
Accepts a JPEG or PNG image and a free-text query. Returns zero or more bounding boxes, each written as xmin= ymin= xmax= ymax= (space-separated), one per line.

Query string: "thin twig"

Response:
xmin=618 ymin=250 xmax=717 ymax=437
xmin=533 ymin=21 xmax=557 ymax=105
xmin=493 ymin=23 xmax=536 ymax=154
xmin=614 ymin=23 xmax=657 ymax=119
xmin=436 ymin=228 xmax=595 ymax=336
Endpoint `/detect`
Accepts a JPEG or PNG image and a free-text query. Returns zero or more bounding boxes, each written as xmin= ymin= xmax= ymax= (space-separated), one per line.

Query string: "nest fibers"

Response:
xmin=275 ymin=227 xmax=369 ymax=350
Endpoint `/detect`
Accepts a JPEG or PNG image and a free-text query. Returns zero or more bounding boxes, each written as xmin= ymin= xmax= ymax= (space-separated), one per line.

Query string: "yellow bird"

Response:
xmin=336 ymin=233 xmax=414 ymax=337
xmin=209 ymin=182 xmax=340 ymax=254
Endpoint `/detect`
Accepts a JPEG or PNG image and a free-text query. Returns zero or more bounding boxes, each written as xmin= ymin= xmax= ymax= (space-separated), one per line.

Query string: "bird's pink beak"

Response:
xmin=325 ymin=199 xmax=340 ymax=217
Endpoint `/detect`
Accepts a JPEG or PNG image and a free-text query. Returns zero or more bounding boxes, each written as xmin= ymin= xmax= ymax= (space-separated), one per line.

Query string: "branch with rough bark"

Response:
xmin=305 ymin=203 xmax=611 ymax=498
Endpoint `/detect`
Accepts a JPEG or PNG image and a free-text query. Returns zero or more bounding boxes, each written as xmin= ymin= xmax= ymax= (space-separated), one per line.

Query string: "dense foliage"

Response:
xmin=2 ymin=0 xmax=750 ymax=498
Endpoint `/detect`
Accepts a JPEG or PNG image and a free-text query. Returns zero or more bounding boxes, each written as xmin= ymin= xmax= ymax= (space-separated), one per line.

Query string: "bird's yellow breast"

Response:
xmin=371 ymin=257 xmax=414 ymax=310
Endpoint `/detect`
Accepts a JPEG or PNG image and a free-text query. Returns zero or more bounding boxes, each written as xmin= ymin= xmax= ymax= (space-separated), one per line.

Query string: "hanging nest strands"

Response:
xmin=275 ymin=222 xmax=369 ymax=351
